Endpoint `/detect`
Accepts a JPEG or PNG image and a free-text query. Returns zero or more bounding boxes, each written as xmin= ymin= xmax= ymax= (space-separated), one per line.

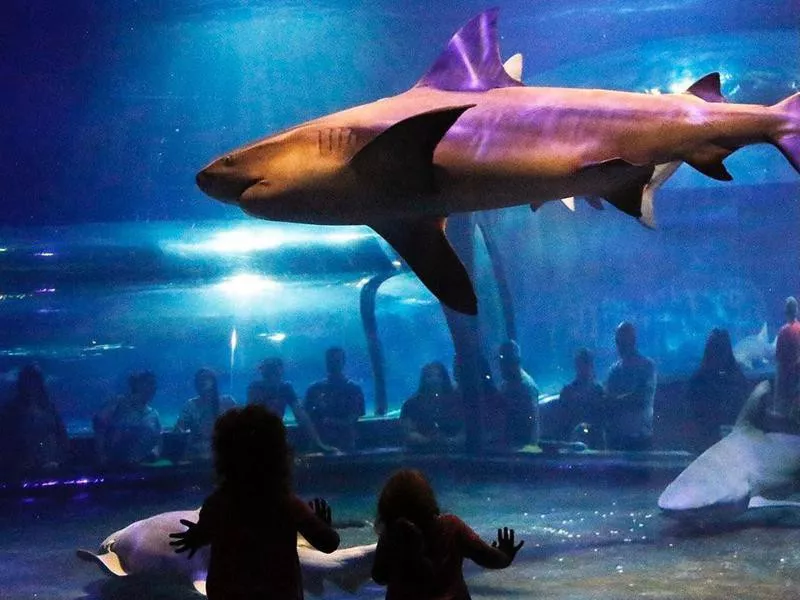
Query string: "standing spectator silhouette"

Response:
xmin=372 ymin=468 xmax=523 ymax=599
xmin=604 ymin=322 xmax=657 ymax=451
xmin=0 ymin=364 xmax=70 ymax=474
xmin=774 ymin=296 xmax=800 ymax=422
xmin=304 ymin=347 xmax=365 ymax=452
xmin=496 ymin=341 xmax=540 ymax=448
xmin=170 ymin=405 xmax=339 ymax=599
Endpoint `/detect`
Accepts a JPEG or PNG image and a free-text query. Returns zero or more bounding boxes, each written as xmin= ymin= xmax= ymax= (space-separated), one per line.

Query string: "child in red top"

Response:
xmin=371 ymin=469 xmax=523 ymax=600
xmin=169 ymin=405 xmax=339 ymax=599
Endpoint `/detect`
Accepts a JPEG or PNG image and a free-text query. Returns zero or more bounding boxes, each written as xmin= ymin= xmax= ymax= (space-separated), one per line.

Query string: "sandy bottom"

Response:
xmin=2 ymin=473 xmax=800 ymax=600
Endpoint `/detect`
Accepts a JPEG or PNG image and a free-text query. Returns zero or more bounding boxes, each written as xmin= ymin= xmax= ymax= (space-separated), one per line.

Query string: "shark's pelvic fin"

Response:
xmin=349 ymin=106 xmax=474 ymax=194
xmin=414 ymin=9 xmax=523 ymax=92
xmin=685 ymin=144 xmax=734 ymax=181
xmin=503 ymin=53 xmax=523 ymax=83
xmin=370 ymin=217 xmax=477 ymax=315
xmin=685 ymin=73 xmax=727 ymax=103
xmin=592 ymin=159 xmax=655 ymax=223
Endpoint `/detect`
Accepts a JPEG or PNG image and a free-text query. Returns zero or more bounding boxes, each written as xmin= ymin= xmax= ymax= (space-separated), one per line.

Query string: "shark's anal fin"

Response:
xmin=350 ymin=106 xmax=474 ymax=194
xmin=685 ymin=72 xmax=727 ymax=103
xmin=370 ymin=217 xmax=477 ymax=315
xmin=685 ymin=144 xmax=734 ymax=181
xmin=415 ymin=9 xmax=523 ymax=92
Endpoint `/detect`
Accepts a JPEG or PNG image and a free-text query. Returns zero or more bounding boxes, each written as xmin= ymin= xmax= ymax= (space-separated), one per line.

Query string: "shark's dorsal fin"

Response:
xmin=370 ymin=217 xmax=477 ymax=315
xmin=757 ymin=322 xmax=768 ymax=341
xmin=350 ymin=105 xmax=474 ymax=194
xmin=685 ymin=73 xmax=726 ymax=103
xmin=503 ymin=53 xmax=523 ymax=83
xmin=414 ymin=9 xmax=523 ymax=92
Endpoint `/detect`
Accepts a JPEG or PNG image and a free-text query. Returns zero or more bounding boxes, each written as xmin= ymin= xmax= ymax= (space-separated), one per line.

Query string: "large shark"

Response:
xmin=196 ymin=9 xmax=800 ymax=315
xmin=76 ymin=509 xmax=377 ymax=596
xmin=658 ymin=381 xmax=800 ymax=522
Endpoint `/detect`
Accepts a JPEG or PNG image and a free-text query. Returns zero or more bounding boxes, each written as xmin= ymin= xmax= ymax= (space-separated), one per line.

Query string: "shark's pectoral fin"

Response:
xmin=349 ymin=106 xmax=474 ymax=194
xmin=685 ymin=72 xmax=727 ymax=103
xmin=76 ymin=549 xmax=129 ymax=577
xmin=748 ymin=495 xmax=800 ymax=510
xmin=686 ymin=145 xmax=734 ymax=181
xmin=415 ymin=9 xmax=523 ymax=92
xmin=370 ymin=217 xmax=477 ymax=315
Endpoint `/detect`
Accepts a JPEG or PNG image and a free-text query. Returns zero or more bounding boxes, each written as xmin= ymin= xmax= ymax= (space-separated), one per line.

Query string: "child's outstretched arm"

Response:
xmin=461 ymin=521 xmax=524 ymax=569
xmin=294 ymin=496 xmax=340 ymax=553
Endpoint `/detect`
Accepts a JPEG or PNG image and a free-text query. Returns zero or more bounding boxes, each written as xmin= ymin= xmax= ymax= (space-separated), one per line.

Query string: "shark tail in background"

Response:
xmin=773 ymin=92 xmax=800 ymax=173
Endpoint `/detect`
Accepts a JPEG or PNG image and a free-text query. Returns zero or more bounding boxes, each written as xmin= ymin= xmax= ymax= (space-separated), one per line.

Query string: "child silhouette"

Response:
xmin=372 ymin=468 xmax=523 ymax=599
xmin=170 ymin=405 xmax=339 ymax=599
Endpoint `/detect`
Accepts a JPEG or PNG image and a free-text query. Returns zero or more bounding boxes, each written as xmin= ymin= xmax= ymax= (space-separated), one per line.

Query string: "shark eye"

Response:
xmin=222 ymin=155 xmax=235 ymax=166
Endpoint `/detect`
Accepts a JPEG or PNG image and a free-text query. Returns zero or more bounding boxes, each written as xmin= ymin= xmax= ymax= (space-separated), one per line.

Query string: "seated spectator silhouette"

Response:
xmin=604 ymin=322 xmax=657 ymax=451
xmin=93 ymin=370 xmax=162 ymax=467
xmin=247 ymin=357 xmax=336 ymax=453
xmin=304 ymin=347 xmax=365 ymax=452
xmin=556 ymin=349 xmax=605 ymax=448
xmin=496 ymin=341 xmax=540 ymax=448
xmin=169 ymin=405 xmax=339 ymax=599
xmin=0 ymin=364 xmax=70 ymax=475
xmin=372 ymin=468 xmax=523 ymax=599
xmin=175 ymin=368 xmax=236 ymax=461
xmin=401 ymin=362 xmax=464 ymax=450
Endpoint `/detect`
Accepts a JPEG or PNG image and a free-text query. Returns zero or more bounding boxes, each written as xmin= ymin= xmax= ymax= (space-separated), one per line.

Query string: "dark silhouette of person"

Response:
xmin=247 ymin=357 xmax=336 ymax=453
xmin=604 ymin=322 xmax=657 ymax=451
xmin=401 ymin=362 xmax=465 ymax=450
xmin=304 ymin=347 xmax=365 ymax=452
xmin=686 ymin=328 xmax=751 ymax=452
xmin=175 ymin=368 xmax=237 ymax=461
xmin=372 ymin=468 xmax=523 ymax=600
xmin=496 ymin=341 xmax=540 ymax=448
xmin=452 ymin=354 xmax=505 ymax=448
xmin=0 ymin=364 xmax=70 ymax=474
xmin=557 ymin=348 xmax=605 ymax=447
xmin=774 ymin=296 xmax=800 ymax=421
xmin=93 ymin=370 xmax=162 ymax=467
xmin=169 ymin=405 xmax=340 ymax=599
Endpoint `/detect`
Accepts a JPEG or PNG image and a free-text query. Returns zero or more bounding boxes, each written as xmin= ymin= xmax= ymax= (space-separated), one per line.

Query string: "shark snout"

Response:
xmin=195 ymin=167 xmax=242 ymax=204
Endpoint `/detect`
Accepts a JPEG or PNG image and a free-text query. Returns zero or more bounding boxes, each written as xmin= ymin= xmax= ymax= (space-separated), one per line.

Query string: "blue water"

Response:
xmin=1 ymin=0 xmax=798 ymax=427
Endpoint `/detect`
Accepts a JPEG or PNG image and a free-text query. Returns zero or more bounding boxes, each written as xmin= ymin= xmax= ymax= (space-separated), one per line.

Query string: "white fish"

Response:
xmin=76 ymin=509 xmax=377 ymax=596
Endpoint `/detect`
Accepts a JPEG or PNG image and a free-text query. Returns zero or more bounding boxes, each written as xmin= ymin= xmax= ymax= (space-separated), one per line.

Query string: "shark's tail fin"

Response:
xmin=772 ymin=92 xmax=800 ymax=173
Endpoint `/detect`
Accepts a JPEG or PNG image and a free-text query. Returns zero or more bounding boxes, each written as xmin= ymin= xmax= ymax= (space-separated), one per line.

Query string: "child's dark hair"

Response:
xmin=377 ymin=469 xmax=440 ymax=530
xmin=212 ymin=405 xmax=292 ymax=497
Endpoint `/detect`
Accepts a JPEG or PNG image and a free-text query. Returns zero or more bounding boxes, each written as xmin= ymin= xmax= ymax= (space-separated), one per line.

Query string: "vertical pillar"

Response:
xmin=359 ymin=270 xmax=397 ymax=416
